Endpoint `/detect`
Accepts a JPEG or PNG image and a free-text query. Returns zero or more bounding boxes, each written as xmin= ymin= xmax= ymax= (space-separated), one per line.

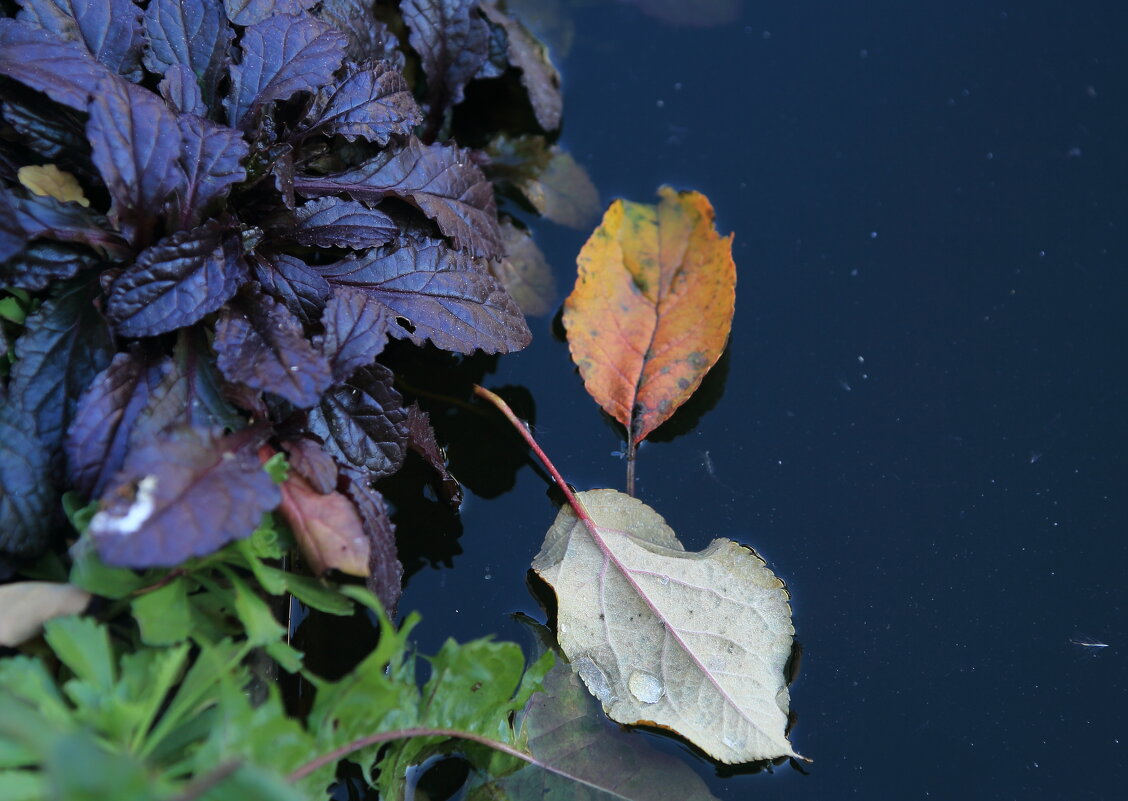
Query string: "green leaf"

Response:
xmin=132 ymin=578 xmax=192 ymax=645
xmin=43 ymin=615 xmax=115 ymax=692
xmin=68 ymin=538 xmax=146 ymax=599
xmin=117 ymin=645 xmax=192 ymax=753
xmin=222 ymin=569 xmax=286 ymax=648
xmin=0 ymin=770 xmax=44 ymax=801
xmin=262 ymin=452 xmax=289 ymax=483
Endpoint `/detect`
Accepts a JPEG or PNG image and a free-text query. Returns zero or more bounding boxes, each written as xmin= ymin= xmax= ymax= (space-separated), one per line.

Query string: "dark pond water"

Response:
xmin=395 ymin=1 xmax=1128 ymax=798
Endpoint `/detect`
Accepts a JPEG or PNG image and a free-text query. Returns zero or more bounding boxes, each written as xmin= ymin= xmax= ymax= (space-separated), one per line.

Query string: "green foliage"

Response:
xmin=0 ymin=541 xmax=551 ymax=800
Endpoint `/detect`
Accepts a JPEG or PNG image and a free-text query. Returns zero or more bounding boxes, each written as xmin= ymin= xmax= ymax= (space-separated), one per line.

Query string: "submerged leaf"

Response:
xmin=479 ymin=1 xmax=562 ymax=131
xmin=563 ymin=187 xmax=735 ymax=445
xmin=487 ymin=135 xmax=599 ymax=230
xmin=534 ymin=489 xmax=799 ymax=764
xmin=493 ymin=218 xmax=555 ymax=317
xmin=89 ymin=427 xmax=279 ymax=567
xmin=294 ymin=136 xmax=503 ymax=258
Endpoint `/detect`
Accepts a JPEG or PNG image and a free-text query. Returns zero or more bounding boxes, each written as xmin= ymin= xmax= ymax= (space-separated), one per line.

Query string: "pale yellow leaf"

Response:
xmin=533 ymin=489 xmax=801 ymax=764
xmin=0 ymin=582 xmax=93 ymax=646
xmin=17 ymin=164 xmax=90 ymax=207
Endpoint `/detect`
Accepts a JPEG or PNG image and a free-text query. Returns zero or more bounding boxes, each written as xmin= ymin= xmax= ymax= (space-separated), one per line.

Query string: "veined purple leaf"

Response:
xmin=105 ymin=220 xmax=248 ymax=337
xmin=295 ymin=136 xmax=503 ymax=258
xmin=16 ymin=0 xmax=144 ymax=82
xmin=281 ymin=437 xmax=337 ymax=494
xmin=308 ymin=362 xmax=408 ymax=476
xmin=253 ymin=253 xmax=330 ymax=324
xmin=13 ymin=192 xmax=130 ymax=259
xmin=304 ymin=61 xmax=422 ymax=145
xmin=0 ymin=241 xmax=100 ymax=292
xmin=87 ymin=74 xmax=184 ymax=241
xmin=314 ymin=240 xmax=530 ymax=354
xmin=223 ymin=0 xmax=316 ymax=26
xmin=479 ymin=1 xmax=562 ymax=132
xmin=289 ymin=197 xmax=397 ymax=249
xmin=0 ymin=19 xmax=111 ymax=110
xmin=159 ymin=64 xmax=207 ymax=116
xmin=1 ymin=92 xmax=91 ymax=170
xmin=401 ymin=0 xmax=489 ymax=115
xmin=225 ymin=14 xmax=347 ymax=130
xmin=317 ymin=286 xmax=390 ymax=381
xmin=316 ymin=0 xmax=403 ymax=67
xmin=0 ymin=399 xmax=56 ymax=559
xmin=65 ymin=350 xmax=172 ymax=498
xmin=343 ymin=469 xmax=403 ymax=616
xmin=0 ymin=190 xmax=27 ymax=262
xmin=174 ymin=114 xmax=250 ymax=227
xmin=9 ymin=275 xmax=114 ymax=458
xmin=405 ymin=403 xmax=462 ymax=508
xmin=89 ymin=426 xmax=280 ymax=567
xmin=143 ymin=0 xmax=232 ymax=108
xmin=214 ymin=287 xmax=332 ymax=408
xmin=133 ymin=327 xmax=244 ymax=442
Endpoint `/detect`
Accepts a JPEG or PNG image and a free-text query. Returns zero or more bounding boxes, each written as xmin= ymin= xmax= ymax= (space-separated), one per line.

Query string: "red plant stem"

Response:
xmin=288 ymin=727 xmax=535 ymax=783
xmin=472 ymin=385 xmax=591 ymax=519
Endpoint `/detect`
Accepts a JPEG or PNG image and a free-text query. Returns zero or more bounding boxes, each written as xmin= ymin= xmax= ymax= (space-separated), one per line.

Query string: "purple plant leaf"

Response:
xmin=316 ymin=0 xmax=403 ymax=67
xmin=143 ymin=0 xmax=232 ymax=108
xmin=314 ymin=239 xmax=530 ymax=354
xmin=0 ymin=399 xmax=56 ymax=558
xmin=225 ymin=13 xmax=348 ymax=130
xmin=159 ymin=64 xmax=207 ymax=116
xmin=479 ymin=1 xmax=562 ymax=132
xmin=9 ymin=275 xmax=114 ymax=459
xmin=65 ymin=350 xmax=172 ymax=498
xmin=174 ymin=113 xmax=250 ymax=227
xmin=132 ymin=327 xmax=244 ymax=443
xmin=401 ymin=0 xmax=489 ymax=115
xmin=295 ymin=136 xmax=502 ymax=258
xmin=317 ymin=286 xmax=390 ymax=381
xmin=89 ymin=426 xmax=280 ymax=567
xmin=253 ymin=253 xmax=331 ymax=324
xmin=16 ymin=0 xmax=145 ymax=82
xmin=214 ymin=287 xmax=333 ymax=408
xmin=0 ymin=241 xmax=100 ymax=292
xmin=12 ymin=192 xmax=130 ymax=259
xmin=1 ymin=93 xmax=91 ymax=170
xmin=223 ymin=0 xmax=317 ymax=26
xmin=0 ymin=18 xmax=111 ymax=110
xmin=304 ymin=60 xmax=422 ymax=145
xmin=86 ymin=74 xmax=184 ymax=241
xmin=289 ymin=197 xmax=397 ymax=249
xmin=343 ymin=469 xmax=402 ymax=616
xmin=307 ymin=362 xmax=408 ymax=476
xmin=405 ymin=403 xmax=462 ymax=508
xmin=0 ymin=190 xmax=28 ymax=262
xmin=281 ymin=437 xmax=337 ymax=494
xmin=104 ymin=220 xmax=248 ymax=337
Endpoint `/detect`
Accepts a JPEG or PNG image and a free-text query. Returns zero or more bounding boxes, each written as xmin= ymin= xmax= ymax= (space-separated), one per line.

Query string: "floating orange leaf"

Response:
xmin=563 ymin=186 xmax=735 ymax=489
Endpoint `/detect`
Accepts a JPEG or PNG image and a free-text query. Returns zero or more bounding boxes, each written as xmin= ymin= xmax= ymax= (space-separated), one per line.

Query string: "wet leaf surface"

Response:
xmin=534 ymin=489 xmax=800 ymax=764
xmin=90 ymin=426 xmax=279 ymax=567
xmin=304 ymin=60 xmax=423 ymax=145
xmin=563 ymin=187 xmax=735 ymax=445
xmin=479 ymin=1 xmax=562 ymax=131
xmin=402 ymin=0 xmax=489 ymax=117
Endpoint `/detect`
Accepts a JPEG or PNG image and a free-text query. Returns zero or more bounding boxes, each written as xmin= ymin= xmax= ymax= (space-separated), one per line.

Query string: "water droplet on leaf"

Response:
xmin=628 ymin=670 xmax=664 ymax=704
